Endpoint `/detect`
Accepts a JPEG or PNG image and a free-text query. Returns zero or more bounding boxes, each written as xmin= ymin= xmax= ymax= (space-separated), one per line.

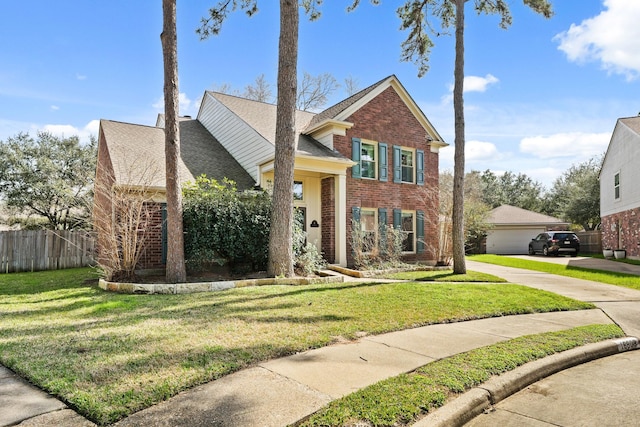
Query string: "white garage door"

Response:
xmin=486 ymin=228 xmax=544 ymax=255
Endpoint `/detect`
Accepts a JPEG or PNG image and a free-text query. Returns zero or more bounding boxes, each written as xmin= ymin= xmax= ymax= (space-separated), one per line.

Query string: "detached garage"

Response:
xmin=485 ymin=205 xmax=569 ymax=255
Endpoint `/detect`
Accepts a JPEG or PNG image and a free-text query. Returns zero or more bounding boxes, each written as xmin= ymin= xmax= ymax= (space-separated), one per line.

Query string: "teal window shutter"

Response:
xmin=392 ymin=145 xmax=402 ymax=183
xmin=416 ymin=149 xmax=425 ymax=186
xmin=378 ymin=208 xmax=388 ymax=253
xmin=352 ymin=206 xmax=361 ymax=223
xmin=352 ymin=138 xmax=361 ymax=178
xmin=393 ymin=208 xmax=402 ymax=229
xmin=378 ymin=143 xmax=388 ymax=182
xmin=417 ymin=210 xmax=425 ymax=253
xmin=378 ymin=208 xmax=387 ymax=227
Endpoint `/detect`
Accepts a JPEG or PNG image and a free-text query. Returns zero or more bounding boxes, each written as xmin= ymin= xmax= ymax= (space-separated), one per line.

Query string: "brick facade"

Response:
xmin=321 ymin=177 xmax=336 ymax=264
xmin=138 ymin=202 xmax=165 ymax=269
xmin=333 ymin=86 xmax=439 ymax=266
xmin=601 ymin=208 xmax=640 ymax=258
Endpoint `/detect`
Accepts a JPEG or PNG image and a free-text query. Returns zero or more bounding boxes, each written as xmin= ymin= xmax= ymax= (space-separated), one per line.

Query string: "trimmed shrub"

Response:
xmin=183 ymin=176 xmax=271 ymax=272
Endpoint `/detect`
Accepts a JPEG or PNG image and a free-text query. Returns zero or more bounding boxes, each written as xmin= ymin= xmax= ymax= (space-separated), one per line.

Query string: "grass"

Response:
xmin=0 ymin=268 xmax=594 ymax=425
xmin=299 ymin=324 xmax=625 ymax=427
xmin=380 ymin=269 xmax=507 ymax=282
xmin=470 ymin=254 xmax=640 ymax=290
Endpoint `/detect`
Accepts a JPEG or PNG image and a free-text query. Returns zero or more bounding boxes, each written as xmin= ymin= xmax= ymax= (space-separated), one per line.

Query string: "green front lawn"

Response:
xmin=0 ymin=268 xmax=592 ymax=425
xmin=470 ymin=254 xmax=640 ymax=290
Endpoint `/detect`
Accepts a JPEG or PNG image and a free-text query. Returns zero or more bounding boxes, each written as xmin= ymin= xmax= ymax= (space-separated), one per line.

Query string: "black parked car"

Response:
xmin=528 ymin=231 xmax=580 ymax=257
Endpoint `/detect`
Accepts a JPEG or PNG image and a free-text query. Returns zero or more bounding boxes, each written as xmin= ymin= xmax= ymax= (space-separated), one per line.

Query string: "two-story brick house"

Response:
xmin=94 ymin=75 xmax=447 ymax=271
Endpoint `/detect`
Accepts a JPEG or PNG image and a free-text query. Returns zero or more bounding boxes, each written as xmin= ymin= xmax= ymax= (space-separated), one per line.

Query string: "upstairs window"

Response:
xmin=614 ymin=172 xmax=620 ymax=200
xmin=361 ymin=142 xmax=376 ymax=179
xmin=401 ymin=149 xmax=414 ymax=183
xmin=393 ymin=146 xmax=424 ymax=185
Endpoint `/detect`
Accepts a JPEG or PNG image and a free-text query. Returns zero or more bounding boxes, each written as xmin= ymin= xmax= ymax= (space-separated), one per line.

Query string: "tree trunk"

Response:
xmin=267 ymin=0 xmax=299 ymax=277
xmin=452 ymin=0 xmax=467 ymax=274
xmin=161 ymin=0 xmax=187 ymax=283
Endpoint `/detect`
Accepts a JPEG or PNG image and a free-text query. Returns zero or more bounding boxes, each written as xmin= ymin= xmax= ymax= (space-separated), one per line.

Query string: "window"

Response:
xmin=361 ymin=142 xmax=376 ymax=179
xmin=393 ymin=146 xmax=424 ymax=185
xmin=360 ymin=209 xmax=377 ymax=250
xmin=393 ymin=209 xmax=416 ymax=253
xmin=401 ymin=149 xmax=414 ymax=183
xmin=401 ymin=211 xmax=415 ymax=252
xmin=293 ymin=181 xmax=303 ymax=201
xmin=614 ymin=172 xmax=620 ymax=200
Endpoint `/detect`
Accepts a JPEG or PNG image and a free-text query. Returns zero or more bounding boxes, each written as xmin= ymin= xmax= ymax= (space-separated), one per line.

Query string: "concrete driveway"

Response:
xmin=461 ymin=259 xmax=640 ymax=427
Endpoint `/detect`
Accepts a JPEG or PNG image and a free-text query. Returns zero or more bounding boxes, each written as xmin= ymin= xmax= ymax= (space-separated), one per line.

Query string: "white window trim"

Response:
xmin=293 ymin=179 xmax=304 ymax=202
xmin=361 ymin=139 xmax=378 ymax=180
xmin=360 ymin=208 xmax=378 ymax=253
xmin=614 ymin=171 xmax=620 ymax=201
xmin=400 ymin=147 xmax=415 ymax=184
xmin=401 ymin=210 xmax=416 ymax=254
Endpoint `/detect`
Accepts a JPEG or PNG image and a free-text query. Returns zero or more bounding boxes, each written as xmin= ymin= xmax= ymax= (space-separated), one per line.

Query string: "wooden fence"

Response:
xmin=575 ymin=231 xmax=602 ymax=254
xmin=0 ymin=230 xmax=95 ymax=273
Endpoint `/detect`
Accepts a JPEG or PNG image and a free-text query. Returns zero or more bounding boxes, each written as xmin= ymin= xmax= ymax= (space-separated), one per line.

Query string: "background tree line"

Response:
xmin=440 ymin=153 xmax=603 ymax=255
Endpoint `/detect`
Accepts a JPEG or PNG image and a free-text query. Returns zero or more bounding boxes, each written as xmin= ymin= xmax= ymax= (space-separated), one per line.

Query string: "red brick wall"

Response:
xmin=93 ymin=127 xmax=166 ymax=272
xmin=321 ymin=177 xmax=336 ymax=264
xmin=93 ymin=127 xmax=116 ymax=271
xmin=333 ymin=86 xmax=440 ymax=266
xmin=138 ymin=202 xmax=165 ymax=269
xmin=602 ymin=209 xmax=640 ymax=258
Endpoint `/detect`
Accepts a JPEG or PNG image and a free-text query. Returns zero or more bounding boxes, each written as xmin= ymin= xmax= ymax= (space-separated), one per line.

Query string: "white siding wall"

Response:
xmin=198 ymin=93 xmax=274 ymax=181
xmin=601 ymin=122 xmax=640 ymax=217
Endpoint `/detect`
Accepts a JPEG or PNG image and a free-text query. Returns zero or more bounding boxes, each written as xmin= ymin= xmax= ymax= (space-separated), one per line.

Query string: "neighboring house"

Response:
xmin=94 ymin=75 xmax=447 ymax=270
xmin=600 ymin=116 xmax=640 ymax=259
xmin=485 ymin=205 xmax=569 ymax=255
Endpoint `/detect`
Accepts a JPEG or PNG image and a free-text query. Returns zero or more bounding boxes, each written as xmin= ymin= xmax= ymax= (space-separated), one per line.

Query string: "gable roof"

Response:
xmin=600 ymin=115 xmax=640 ymax=179
xmin=100 ymin=118 xmax=255 ymax=190
xmin=619 ymin=116 xmax=640 ymax=134
xmin=488 ymin=205 xmax=569 ymax=226
xmin=205 ymin=92 xmax=351 ymax=162
xmin=304 ymin=75 xmax=447 ymax=148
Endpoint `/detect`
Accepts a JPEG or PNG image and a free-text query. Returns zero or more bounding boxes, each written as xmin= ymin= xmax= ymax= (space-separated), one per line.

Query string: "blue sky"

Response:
xmin=1 ymin=0 xmax=639 ymax=189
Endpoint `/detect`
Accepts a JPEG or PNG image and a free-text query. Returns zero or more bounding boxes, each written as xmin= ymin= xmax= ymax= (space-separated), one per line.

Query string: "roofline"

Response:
xmin=332 ymin=75 xmax=447 ymax=146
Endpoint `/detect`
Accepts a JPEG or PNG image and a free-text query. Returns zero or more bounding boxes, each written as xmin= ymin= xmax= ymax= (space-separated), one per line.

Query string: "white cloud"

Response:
xmin=76 ymin=73 xmax=87 ymax=80
xmin=446 ymin=74 xmax=499 ymax=94
xmin=152 ymin=92 xmax=195 ymax=116
xmin=464 ymin=74 xmax=499 ymax=93
xmin=519 ymin=132 xmax=610 ymax=160
xmin=466 ymin=140 xmax=499 ymax=161
xmin=42 ymin=120 xmax=99 ymax=143
xmin=555 ymin=0 xmax=640 ymax=80
xmin=50 ymin=105 xmax=59 ymax=111
xmin=442 ymin=74 xmax=499 ymax=104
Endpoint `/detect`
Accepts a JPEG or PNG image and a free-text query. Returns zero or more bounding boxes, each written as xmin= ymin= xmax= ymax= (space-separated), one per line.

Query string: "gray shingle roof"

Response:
xmin=488 ymin=205 xmax=569 ymax=226
xmin=304 ymin=75 xmax=391 ymax=131
xmin=209 ymin=92 xmax=350 ymax=161
xmin=100 ymin=118 xmax=255 ymax=190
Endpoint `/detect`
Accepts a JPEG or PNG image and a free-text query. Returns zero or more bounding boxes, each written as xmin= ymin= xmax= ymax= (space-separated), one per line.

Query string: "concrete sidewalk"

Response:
xmin=1 ymin=309 xmax=623 ymax=427
xmin=3 ymin=258 xmax=640 ymax=427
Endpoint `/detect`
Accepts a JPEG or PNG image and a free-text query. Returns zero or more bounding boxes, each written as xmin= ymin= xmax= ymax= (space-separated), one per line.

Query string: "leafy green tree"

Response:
xmin=545 ymin=156 xmax=602 ymax=230
xmin=0 ymin=132 xmax=96 ymax=230
xmin=478 ymin=169 xmax=545 ymax=211
xmin=441 ymin=170 xmax=492 ymax=254
xmin=352 ymin=0 xmax=553 ymax=273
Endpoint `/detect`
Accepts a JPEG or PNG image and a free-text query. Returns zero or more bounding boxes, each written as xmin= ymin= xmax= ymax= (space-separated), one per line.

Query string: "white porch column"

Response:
xmin=335 ymin=174 xmax=347 ymax=266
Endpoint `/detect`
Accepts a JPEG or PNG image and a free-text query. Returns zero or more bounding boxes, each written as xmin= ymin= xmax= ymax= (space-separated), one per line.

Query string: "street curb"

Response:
xmin=413 ymin=337 xmax=640 ymax=427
